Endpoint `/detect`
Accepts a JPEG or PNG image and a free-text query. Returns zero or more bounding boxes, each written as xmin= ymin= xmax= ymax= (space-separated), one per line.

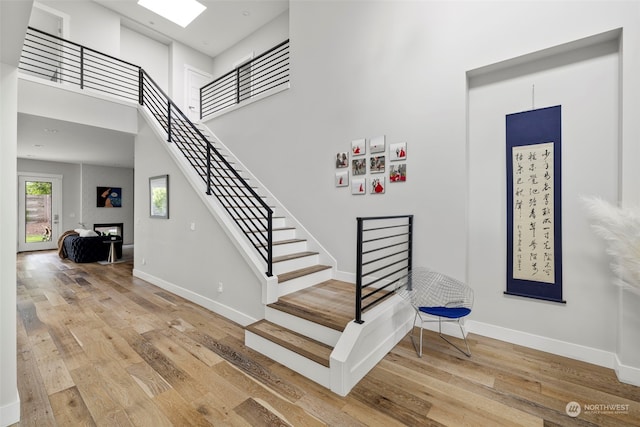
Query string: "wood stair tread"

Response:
xmin=272 ymin=251 xmax=319 ymax=263
xmin=246 ymin=320 xmax=332 ymax=367
xmin=277 ymin=264 xmax=332 ymax=283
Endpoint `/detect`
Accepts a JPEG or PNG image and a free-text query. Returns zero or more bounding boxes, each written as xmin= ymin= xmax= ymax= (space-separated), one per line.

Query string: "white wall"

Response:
xmin=211 ymin=10 xmax=289 ymax=78
xmin=121 ymin=26 xmax=169 ymax=93
xmin=468 ymin=37 xmax=620 ymax=352
xmin=133 ymin=116 xmax=264 ymax=324
xmin=205 ymin=0 xmax=640 ymax=371
xmin=0 ymin=63 xmax=20 ymax=427
xmin=38 ymin=0 xmax=120 ymax=56
xmin=169 ymin=42 xmax=214 ymax=112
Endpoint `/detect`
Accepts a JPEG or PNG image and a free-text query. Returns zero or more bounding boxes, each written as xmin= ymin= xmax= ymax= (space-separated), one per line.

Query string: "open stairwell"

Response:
xmin=144 ymin=114 xmax=413 ymax=396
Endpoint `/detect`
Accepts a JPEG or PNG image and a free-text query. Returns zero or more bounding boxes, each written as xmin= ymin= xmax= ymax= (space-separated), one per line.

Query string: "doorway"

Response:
xmin=18 ymin=174 xmax=62 ymax=252
xmin=184 ymin=65 xmax=213 ymax=121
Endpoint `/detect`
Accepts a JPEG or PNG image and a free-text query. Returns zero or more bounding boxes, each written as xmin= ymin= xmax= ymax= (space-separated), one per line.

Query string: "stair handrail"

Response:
xmin=355 ymin=215 xmax=414 ymax=323
xmin=19 ymin=26 xmax=274 ymax=276
xmin=139 ymin=68 xmax=274 ymax=275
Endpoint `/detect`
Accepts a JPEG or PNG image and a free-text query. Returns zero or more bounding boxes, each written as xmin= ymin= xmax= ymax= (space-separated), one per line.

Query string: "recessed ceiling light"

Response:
xmin=138 ymin=0 xmax=206 ymax=28
xmin=44 ymin=128 xmax=58 ymax=133
xmin=33 ymin=144 xmax=44 ymax=147
xmin=242 ymin=10 xmax=250 ymax=17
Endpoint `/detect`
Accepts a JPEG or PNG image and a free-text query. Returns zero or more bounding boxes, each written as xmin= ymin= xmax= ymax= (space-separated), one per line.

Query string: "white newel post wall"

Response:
xmin=617 ymin=23 xmax=640 ymax=386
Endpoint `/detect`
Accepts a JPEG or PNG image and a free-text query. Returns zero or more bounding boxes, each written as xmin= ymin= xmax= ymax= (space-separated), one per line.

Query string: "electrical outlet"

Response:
xmin=190 ymin=222 xmax=196 ymax=231
xmin=142 ymin=258 xmax=146 ymax=265
xmin=218 ymin=282 xmax=223 ymax=293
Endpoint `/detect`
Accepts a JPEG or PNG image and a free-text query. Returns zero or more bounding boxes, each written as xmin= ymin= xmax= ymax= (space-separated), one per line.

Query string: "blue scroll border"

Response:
xmin=505 ymin=105 xmax=565 ymax=304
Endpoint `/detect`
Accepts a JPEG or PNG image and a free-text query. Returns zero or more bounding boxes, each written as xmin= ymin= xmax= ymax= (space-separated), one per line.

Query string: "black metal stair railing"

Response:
xmin=200 ymin=39 xmax=289 ymax=118
xmin=19 ymin=27 xmax=274 ymax=276
xmin=355 ymin=215 xmax=413 ymax=324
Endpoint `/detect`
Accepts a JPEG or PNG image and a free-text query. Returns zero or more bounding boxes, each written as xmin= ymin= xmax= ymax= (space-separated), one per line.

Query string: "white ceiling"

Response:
xmin=94 ymin=0 xmax=289 ymax=58
xmin=18 ymin=114 xmax=136 ymax=168
xmin=18 ymin=0 xmax=289 ymax=169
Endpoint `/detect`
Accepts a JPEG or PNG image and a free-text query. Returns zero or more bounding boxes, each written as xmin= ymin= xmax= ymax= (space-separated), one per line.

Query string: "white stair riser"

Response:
xmin=279 ymin=268 xmax=333 ymax=297
xmin=245 ymin=331 xmax=331 ymax=389
xmin=265 ymin=307 xmax=341 ymax=347
xmin=272 ymin=241 xmax=308 ymax=257
xmin=272 ymin=253 xmax=320 ymax=276
xmin=272 ymin=228 xmax=296 ymax=241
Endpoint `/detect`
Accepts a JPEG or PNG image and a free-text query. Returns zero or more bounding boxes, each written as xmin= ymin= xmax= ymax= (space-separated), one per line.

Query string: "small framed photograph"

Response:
xmin=352 ymin=158 xmax=366 ymax=176
xmin=352 ymin=178 xmax=366 ymax=195
xmin=149 ymin=174 xmax=169 ymax=219
xmin=390 ymin=142 xmax=407 ymax=161
xmin=335 ymin=171 xmax=348 ymax=187
xmin=351 ymin=138 xmax=366 ymax=156
xmin=389 ymin=163 xmax=407 ymax=182
xmin=336 ymin=152 xmax=349 ymax=168
xmin=371 ymin=177 xmax=385 ymax=194
xmin=370 ymin=135 xmax=385 ymax=153
xmin=369 ymin=156 xmax=385 ymax=174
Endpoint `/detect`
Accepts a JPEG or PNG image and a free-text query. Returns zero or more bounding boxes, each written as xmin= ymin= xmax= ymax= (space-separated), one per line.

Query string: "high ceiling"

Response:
xmin=18 ymin=0 xmax=289 ymax=168
xmin=93 ymin=0 xmax=289 ymax=57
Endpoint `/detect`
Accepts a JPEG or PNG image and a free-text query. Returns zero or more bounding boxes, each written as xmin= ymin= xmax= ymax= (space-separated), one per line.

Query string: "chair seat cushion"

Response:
xmin=419 ymin=306 xmax=471 ymax=319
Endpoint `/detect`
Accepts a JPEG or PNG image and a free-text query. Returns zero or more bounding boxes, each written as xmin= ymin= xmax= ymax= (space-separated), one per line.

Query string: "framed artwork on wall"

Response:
xmin=390 ymin=142 xmax=407 ymax=161
xmin=352 ymin=138 xmax=366 ymax=156
xmin=97 ymin=187 xmax=122 ymax=207
xmin=352 ymin=178 xmax=366 ymax=195
xmin=370 ymin=156 xmax=385 ymax=173
xmin=149 ymin=174 xmax=169 ymax=219
xmin=336 ymin=152 xmax=348 ymax=168
xmin=371 ymin=177 xmax=385 ymax=194
xmin=389 ymin=163 xmax=406 ymax=182
xmin=370 ymin=135 xmax=386 ymax=153
xmin=352 ymin=158 xmax=366 ymax=176
xmin=335 ymin=171 xmax=348 ymax=187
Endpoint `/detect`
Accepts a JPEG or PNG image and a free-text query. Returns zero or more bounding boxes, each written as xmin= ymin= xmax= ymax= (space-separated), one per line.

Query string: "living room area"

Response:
xmin=18 ymin=155 xmax=135 ymax=265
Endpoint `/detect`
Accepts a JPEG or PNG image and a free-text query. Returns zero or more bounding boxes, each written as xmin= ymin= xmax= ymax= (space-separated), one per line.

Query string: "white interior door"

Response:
xmin=29 ymin=3 xmax=67 ymax=82
xmin=185 ymin=65 xmax=213 ymax=121
xmin=18 ymin=174 xmax=62 ymax=252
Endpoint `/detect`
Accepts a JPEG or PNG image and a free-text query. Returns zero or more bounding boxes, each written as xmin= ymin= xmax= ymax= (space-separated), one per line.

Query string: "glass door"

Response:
xmin=18 ymin=174 xmax=62 ymax=252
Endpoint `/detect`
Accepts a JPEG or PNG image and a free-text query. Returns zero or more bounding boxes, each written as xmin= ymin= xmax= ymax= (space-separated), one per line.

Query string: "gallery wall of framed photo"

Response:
xmin=335 ymin=135 xmax=407 ymax=195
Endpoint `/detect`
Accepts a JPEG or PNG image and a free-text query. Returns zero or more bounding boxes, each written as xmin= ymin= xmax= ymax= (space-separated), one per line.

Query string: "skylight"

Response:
xmin=138 ymin=0 xmax=206 ymax=28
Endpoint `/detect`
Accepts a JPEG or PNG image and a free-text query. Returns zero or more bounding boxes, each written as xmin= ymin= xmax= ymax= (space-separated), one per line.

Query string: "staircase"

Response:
xmin=19 ymin=26 xmax=414 ymax=396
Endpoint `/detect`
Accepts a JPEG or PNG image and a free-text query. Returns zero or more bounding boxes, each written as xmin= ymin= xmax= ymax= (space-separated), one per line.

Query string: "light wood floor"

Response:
xmin=13 ymin=250 xmax=640 ymax=426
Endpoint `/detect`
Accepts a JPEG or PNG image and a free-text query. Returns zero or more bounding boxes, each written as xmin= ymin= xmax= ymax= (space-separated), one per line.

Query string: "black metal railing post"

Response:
xmin=138 ymin=68 xmax=144 ymax=106
xmin=408 ymin=215 xmax=414 ymax=290
xmin=167 ymin=101 xmax=172 ymax=142
xmin=80 ymin=46 xmax=84 ymax=89
xmin=206 ymin=142 xmax=212 ymax=195
xmin=235 ymin=67 xmax=241 ymax=105
xmin=267 ymin=210 xmax=273 ymax=277
xmin=355 ymin=217 xmax=364 ymax=324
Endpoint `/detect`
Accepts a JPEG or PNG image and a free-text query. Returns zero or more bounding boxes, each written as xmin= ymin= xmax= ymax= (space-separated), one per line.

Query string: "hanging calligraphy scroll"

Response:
xmin=506 ymin=105 xmax=565 ymax=303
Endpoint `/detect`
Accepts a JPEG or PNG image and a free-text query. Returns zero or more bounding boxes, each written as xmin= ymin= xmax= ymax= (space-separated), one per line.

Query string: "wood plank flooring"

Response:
xmin=13 ymin=250 xmax=640 ymax=426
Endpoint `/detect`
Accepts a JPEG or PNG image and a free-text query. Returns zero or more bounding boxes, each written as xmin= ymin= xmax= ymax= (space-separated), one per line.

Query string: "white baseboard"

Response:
xmin=615 ymin=355 xmax=640 ymax=387
xmin=0 ymin=390 xmax=20 ymax=427
xmin=467 ymin=320 xmax=616 ymax=369
xmin=132 ymin=269 xmax=258 ymax=327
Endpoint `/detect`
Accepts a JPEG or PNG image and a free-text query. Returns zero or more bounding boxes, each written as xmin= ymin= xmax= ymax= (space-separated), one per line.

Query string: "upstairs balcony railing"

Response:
xmin=355 ymin=215 xmax=414 ymax=323
xmin=19 ymin=27 xmax=274 ymax=276
xmin=200 ymin=39 xmax=290 ymax=118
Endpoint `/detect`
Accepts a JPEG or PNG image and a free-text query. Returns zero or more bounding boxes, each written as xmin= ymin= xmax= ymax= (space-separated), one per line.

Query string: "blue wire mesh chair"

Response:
xmin=396 ymin=267 xmax=473 ymax=357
